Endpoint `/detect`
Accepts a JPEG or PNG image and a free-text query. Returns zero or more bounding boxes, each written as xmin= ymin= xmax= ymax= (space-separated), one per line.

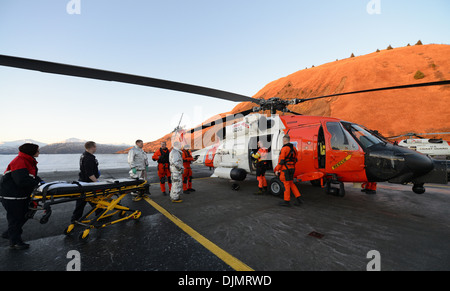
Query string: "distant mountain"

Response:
xmin=0 ymin=139 xmax=48 ymax=154
xmin=40 ymin=142 xmax=132 ymax=154
xmin=58 ymin=138 xmax=87 ymax=143
xmin=0 ymin=139 xmax=131 ymax=154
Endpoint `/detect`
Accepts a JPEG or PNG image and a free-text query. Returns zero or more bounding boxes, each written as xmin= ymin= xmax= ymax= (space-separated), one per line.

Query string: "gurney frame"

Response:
xmin=29 ymin=179 xmax=150 ymax=241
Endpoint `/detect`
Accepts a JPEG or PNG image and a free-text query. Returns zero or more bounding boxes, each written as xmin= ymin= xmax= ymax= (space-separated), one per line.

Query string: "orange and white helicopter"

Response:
xmin=1 ymin=55 xmax=449 ymax=196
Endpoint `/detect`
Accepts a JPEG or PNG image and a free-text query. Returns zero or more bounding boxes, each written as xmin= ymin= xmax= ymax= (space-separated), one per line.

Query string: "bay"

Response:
xmin=0 ymin=154 xmax=157 ymax=173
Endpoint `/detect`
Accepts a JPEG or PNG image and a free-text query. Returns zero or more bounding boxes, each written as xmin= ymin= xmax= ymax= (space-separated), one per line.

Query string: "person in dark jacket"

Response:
xmin=152 ymin=142 xmax=171 ymax=194
xmin=78 ymin=141 xmax=99 ymax=183
xmin=71 ymin=141 xmax=100 ymax=222
xmin=0 ymin=143 xmax=41 ymax=249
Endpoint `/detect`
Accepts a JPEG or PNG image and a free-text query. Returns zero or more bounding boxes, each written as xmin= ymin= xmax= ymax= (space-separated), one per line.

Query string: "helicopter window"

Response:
xmin=326 ymin=122 xmax=359 ymax=151
xmin=348 ymin=124 xmax=383 ymax=148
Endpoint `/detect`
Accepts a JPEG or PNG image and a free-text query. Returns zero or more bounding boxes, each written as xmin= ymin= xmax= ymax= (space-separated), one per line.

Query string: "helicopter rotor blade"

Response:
xmin=386 ymin=132 xmax=450 ymax=140
xmin=296 ymin=80 xmax=450 ymax=103
xmin=0 ymin=54 xmax=257 ymax=103
xmin=284 ymin=109 xmax=303 ymax=115
xmin=188 ymin=109 xmax=254 ymax=134
xmin=386 ymin=134 xmax=408 ymax=139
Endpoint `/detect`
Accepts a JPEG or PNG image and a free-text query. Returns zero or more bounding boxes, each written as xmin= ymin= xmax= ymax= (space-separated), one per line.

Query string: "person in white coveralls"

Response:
xmin=169 ymin=141 xmax=184 ymax=203
xmin=128 ymin=139 xmax=149 ymax=201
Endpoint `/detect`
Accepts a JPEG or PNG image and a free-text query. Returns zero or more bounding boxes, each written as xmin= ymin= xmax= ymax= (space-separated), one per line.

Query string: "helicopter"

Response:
xmin=385 ymin=133 xmax=450 ymax=160
xmin=1 ymin=54 xmax=449 ymax=196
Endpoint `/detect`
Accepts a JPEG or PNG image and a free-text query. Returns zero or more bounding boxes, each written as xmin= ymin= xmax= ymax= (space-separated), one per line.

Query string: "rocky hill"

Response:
xmin=40 ymin=142 xmax=130 ymax=154
xmin=120 ymin=43 xmax=450 ymax=153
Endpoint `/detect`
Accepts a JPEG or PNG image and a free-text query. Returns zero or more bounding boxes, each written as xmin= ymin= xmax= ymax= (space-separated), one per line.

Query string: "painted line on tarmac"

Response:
xmin=143 ymin=196 xmax=254 ymax=271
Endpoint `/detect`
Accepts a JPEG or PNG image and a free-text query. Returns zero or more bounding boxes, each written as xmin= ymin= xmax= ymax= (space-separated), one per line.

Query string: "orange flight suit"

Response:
xmin=182 ymin=149 xmax=194 ymax=191
xmin=274 ymin=143 xmax=301 ymax=201
xmin=152 ymin=148 xmax=171 ymax=192
xmin=252 ymin=147 xmax=269 ymax=189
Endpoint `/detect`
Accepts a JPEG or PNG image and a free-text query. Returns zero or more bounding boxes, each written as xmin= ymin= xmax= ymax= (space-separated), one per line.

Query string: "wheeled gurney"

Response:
xmin=28 ymin=178 xmax=150 ymax=241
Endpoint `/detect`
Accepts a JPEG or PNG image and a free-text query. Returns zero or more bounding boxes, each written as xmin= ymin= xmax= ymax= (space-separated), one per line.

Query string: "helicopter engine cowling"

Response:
xmin=213 ymin=167 xmax=247 ymax=181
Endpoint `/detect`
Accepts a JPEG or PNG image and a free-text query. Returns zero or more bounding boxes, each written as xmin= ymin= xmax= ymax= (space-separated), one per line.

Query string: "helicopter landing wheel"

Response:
xmin=412 ymin=183 xmax=425 ymax=194
xmin=269 ymin=177 xmax=284 ymax=197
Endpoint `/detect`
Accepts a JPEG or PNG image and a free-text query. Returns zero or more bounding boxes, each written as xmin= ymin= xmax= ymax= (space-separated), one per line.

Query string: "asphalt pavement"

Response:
xmin=0 ymin=165 xmax=449 ymax=271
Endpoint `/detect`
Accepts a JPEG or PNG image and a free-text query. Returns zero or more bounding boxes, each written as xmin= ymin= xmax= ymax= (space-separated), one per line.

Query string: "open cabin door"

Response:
xmin=248 ymin=134 xmax=273 ymax=173
xmin=317 ymin=126 xmax=326 ymax=169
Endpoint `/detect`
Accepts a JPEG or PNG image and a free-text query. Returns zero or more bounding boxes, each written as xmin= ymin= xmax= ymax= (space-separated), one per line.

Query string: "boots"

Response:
xmin=294 ymin=196 xmax=304 ymax=206
xmin=278 ymin=200 xmax=291 ymax=207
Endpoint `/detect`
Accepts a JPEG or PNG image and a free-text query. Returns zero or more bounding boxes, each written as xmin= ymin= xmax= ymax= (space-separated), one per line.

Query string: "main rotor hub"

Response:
xmin=252 ymin=97 xmax=302 ymax=114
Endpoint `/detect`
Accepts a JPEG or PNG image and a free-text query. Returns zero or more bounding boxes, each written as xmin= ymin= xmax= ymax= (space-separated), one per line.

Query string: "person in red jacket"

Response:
xmin=182 ymin=145 xmax=196 ymax=193
xmin=274 ymin=135 xmax=303 ymax=207
xmin=152 ymin=142 xmax=171 ymax=194
xmin=0 ymin=143 xmax=42 ymax=249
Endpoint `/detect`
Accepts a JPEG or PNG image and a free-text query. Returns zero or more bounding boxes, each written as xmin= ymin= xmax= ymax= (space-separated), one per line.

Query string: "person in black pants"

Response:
xmin=70 ymin=141 xmax=100 ymax=223
xmin=0 ymin=143 xmax=42 ymax=250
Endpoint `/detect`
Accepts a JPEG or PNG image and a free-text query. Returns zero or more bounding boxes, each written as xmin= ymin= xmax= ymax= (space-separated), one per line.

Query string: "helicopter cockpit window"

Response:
xmin=348 ymin=124 xmax=383 ymax=148
xmin=326 ymin=122 xmax=359 ymax=151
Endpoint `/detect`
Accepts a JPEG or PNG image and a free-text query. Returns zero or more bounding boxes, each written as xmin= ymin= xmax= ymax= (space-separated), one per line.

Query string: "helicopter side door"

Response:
xmin=322 ymin=121 xmax=366 ymax=181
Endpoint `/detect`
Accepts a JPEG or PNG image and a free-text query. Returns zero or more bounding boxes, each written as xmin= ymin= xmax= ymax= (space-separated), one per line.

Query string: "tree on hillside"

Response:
xmin=414 ymin=70 xmax=425 ymax=80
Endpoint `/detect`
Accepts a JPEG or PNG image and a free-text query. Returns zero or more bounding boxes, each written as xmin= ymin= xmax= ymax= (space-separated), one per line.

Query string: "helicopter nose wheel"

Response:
xmin=412 ymin=183 xmax=426 ymax=194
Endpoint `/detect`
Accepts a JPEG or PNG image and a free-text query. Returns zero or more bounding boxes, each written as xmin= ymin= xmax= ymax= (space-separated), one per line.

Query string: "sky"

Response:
xmin=1 ymin=0 xmax=449 ymax=145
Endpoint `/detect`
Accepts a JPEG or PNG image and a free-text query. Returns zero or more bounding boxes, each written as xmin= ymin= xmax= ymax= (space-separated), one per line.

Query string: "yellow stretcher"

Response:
xmin=28 ymin=178 xmax=150 ymax=241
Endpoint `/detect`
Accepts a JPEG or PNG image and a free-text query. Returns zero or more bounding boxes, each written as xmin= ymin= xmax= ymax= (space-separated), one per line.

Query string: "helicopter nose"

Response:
xmin=364 ymin=144 xmax=435 ymax=183
xmin=401 ymin=150 xmax=434 ymax=177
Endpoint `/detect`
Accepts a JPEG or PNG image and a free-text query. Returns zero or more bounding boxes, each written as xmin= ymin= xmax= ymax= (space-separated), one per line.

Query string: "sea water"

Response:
xmin=0 ymin=154 xmax=157 ymax=173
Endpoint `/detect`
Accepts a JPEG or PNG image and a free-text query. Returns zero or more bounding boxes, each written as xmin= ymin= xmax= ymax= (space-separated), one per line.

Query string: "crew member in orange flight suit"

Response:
xmin=152 ymin=142 xmax=171 ymax=194
xmin=361 ymin=182 xmax=377 ymax=194
xmin=274 ymin=135 xmax=303 ymax=207
xmin=251 ymin=140 xmax=269 ymax=195
xmin=182 ymin=145 xmax=196 ymax=193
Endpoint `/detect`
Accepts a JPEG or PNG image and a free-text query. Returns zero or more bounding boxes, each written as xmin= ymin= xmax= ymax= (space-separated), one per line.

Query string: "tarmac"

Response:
xmin=0 ymin=165 xmax=449 ymax=271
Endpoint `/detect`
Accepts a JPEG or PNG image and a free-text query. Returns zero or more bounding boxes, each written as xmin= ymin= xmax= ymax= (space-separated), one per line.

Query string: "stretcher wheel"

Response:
xmin=39 ymin=209 xmax=52 ymax=224
xmin=79 ymin=229 xmax=90 ymax=241
xmin=64 ymin=224 xmax=75 ymax=235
